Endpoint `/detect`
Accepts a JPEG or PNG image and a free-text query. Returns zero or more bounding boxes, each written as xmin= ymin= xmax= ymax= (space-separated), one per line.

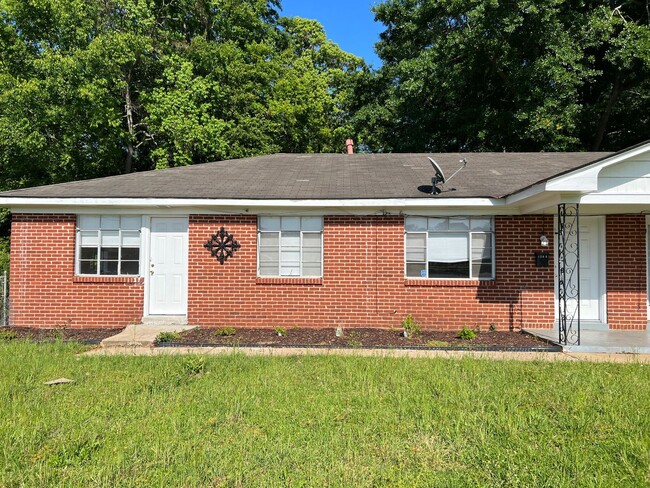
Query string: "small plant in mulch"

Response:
xmin=401 ymin=314 xmax=421 ymax=338
xmin=156 ymin=331 xmax=181 ymax=343
xmin=346 ymin=331 xmax=362 ymax=348
xmin=457 ymin=326 xmax=477 ymax=341
xmin=215 ymin=327 xmax=236 ymax=337
xmin=0 ymin=328 xmax=17 ymax=341
xmin=274 ymin=326 xmax=287 ymax=337
xmin=426 ymin=340 xmax=450 ymax=348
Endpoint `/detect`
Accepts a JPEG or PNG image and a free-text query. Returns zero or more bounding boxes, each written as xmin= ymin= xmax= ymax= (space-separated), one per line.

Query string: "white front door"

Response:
xmin=558 ymin=216 xmax=605 ymax=323
xmin=148 ymin=217 xmax=188 ymax=315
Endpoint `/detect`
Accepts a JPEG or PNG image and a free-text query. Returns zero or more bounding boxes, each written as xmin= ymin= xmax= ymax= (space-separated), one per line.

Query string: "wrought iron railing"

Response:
xmin=557 ymin=204 xmax=580 ymax=345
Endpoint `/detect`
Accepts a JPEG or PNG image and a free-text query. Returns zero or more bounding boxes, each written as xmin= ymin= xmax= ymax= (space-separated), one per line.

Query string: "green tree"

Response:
xmin=354 ymin=0 xmax=650 ymax=152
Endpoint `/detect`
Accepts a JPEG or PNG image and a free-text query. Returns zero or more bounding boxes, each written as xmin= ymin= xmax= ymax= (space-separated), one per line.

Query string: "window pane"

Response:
xmin=428 ymin=233 xmax=469 ymax=278
xmin=120 ymin=261 xmax=140 ymax=275
xmin=470 ymin=218 xmax=492 ymax=231
xmin=259 ymin=217 xmax=280 ymax=231
xmin=405 ymin=233 xmax=426 ymax=262
xmin=428 ymin=233 xmax=468 ymax=262
xmin=406 ymin=263 xmax=427 ymax=278
xmin=281 ymin=231 xmax=300 ymax=276
xmin=78 ymin=216 xmax=100 ymax=231
xmin=120 ymin=216 xmax=141 ymax=230
xmin=428 ymin=218 xmax=448 ymax=231
xmin=100 ymin=216 xmax=120 ymax=230
xmin=99 ymin=260 xmax=118 ymax=275
xmin=80 ymin=247 xmax=98 ymax=260
xmin=259 ymin=232 xmax=279 ymax=276
xmin=301 ymin=217 xmax=322 ymax=231
xmin=405 ymin=217 xmax=427 ymax=231
xmin=281 ymin=217 xmax=300 ymax=231
xmin=121 ymin=248 xmax=140 ymax=261
xmin=80 ymin=260 xmax=97 ymax=274
xmin=301 ymin=233 xmax=322 ymax=276
xmin=101 ymin=230 xmax=119 ymax=247
xmin=472 ymin=258 xmax=493 ymax=279
xmin=121 ymin=230 xmax=140 ymax=247
xmin=80 ymin=230 xmax=99 ymax=247
xmin=449 ymin=218 xmax=469 ymax=231
xmin=100 ymin=247 xmax=119 ymax=260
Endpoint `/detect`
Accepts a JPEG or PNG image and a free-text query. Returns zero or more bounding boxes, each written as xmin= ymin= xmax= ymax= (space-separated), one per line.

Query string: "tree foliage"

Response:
xmin=352 ymin=0 xmax=650 ymax=153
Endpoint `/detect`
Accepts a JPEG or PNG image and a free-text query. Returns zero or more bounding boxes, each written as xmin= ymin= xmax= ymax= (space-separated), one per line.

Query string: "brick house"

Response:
xmin=1 ymin=141 xmax=650 ymax=343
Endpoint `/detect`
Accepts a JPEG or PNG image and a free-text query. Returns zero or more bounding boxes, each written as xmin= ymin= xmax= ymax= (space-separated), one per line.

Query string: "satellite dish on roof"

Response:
xmin=427 ymin=157 xmax=467 ymax=195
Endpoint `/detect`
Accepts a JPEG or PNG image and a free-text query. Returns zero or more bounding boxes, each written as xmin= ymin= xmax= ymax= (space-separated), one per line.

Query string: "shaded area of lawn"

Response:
xmin=0 ymin=342 xmax=648 ymax=486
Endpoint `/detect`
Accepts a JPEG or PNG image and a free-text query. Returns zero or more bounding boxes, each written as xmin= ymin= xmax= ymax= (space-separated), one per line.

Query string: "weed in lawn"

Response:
xmin=401 ymin=314 xmax=421 ymax=338
xmin=458 ymin=326 xmax=477 ymax=340
xmin=180 ymin=355 xmax=207 ymax=376
xmin=46 ymin=437 xmax=103 ymax=468
xmin=0 ymin=328 xmax=16 ymax=341
xmin=216 ymin=327 xmax=236 ymax=337
xmin=156 ymin=331 xmax=181 ymax=343
xmin=274 ymin=326 xmax=286 ymax=337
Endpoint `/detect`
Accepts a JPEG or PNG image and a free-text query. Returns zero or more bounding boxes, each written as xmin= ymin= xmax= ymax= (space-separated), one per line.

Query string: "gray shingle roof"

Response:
xmin=0 ymin=152 xmax=612 ymax=200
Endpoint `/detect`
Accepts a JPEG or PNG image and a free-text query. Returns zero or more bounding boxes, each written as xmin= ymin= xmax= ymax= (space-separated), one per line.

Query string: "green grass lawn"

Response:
xmin=1 ymin=343 xmax=649 ymax=487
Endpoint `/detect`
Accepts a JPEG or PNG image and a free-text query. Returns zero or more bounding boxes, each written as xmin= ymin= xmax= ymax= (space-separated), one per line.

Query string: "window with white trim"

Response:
xmin=258 ymin=217 xmax=323 ymax=277
xmin=405 ymin=217 xmax=494 ymax=279
xmin=76 ymin=216 xmax=142 ymax=276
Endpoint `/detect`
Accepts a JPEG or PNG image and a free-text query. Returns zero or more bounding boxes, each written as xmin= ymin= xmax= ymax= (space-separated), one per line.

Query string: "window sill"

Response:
xmin=256 ymin=277 xmax=323 ymax=285
xmin=404 ymin=279 xmax=495 ymax=288
xmin=73 ymin=275 xmax=144 ymax=284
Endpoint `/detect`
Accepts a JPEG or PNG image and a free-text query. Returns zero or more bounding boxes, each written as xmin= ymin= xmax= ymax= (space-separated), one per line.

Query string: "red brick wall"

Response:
xmin=9 ymin=214 xmax=144 ymax=328
xmin=188 ymin=214 xmax=556 ymax=330
xmin=606 ymin=215 xmax=647 ymax=330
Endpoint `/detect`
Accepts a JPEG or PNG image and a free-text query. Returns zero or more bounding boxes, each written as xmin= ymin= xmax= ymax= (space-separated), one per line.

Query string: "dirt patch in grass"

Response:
xmin=170 ymin=327 xmax=553 ymax=349
xmin=0 ymin=327 xmax=125 ymax=343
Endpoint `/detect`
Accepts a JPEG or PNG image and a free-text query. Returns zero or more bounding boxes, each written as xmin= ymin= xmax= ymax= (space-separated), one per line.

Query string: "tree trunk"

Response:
xmin=124 ymin=75 xmax=135 ymax=174
xmin=592 ymin=72 xmax=622 ymax=151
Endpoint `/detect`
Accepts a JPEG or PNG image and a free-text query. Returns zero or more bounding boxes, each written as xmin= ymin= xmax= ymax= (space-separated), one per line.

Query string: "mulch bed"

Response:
xmin=0 ymin=327 xmax=125 ymax=344
xmin=163 ymin=327 xmax=558 ymax=351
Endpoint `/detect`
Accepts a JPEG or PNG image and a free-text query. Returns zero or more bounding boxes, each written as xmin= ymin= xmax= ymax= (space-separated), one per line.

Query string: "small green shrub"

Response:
xmin=216 ymin=327 xmax=236 ymax=337
xmin=0 ymin=328 xmax=17 ymax=341
xmin=457 ymin=326 xmax=477 ymax=341
xmin=180 ymin=355 xmax=206 ymax=376
xmin=156 ymin=331 xmax=181 ymax=343
xmin=274 ymin=326 xmax=286 ymax=336
xmin=401 ymin=314 xmax=421 ymax=338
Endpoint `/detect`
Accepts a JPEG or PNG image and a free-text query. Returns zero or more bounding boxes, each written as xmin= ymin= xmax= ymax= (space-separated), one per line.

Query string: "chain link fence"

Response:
xmin=1 ymin=271 xmax=7 ymax=326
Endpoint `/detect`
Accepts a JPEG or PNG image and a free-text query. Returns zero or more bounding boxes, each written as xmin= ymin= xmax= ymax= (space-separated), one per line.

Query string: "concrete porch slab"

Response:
xmin=100 ymin=324 xmax=196 ymax=347
xmin=524 ymin=328 xmax=650 ymax=354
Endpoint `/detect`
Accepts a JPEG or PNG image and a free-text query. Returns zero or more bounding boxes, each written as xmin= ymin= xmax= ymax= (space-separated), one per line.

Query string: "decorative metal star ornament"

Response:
xmin=204 ymin=227 xmax=241 ymax=264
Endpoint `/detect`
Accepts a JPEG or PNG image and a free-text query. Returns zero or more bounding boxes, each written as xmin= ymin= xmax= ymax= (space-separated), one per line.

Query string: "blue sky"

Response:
xmin=279 ymin=0 xmax=384 ymax=67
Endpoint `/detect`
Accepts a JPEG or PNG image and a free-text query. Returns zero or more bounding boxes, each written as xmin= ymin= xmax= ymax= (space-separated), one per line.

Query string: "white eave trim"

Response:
xmin=0 ymin=196 xmax=505 ymax=210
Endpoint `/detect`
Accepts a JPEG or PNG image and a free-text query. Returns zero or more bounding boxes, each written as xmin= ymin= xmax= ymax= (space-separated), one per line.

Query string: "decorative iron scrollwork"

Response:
xmin=204 ymin=227 xmax=241 ymax=264
xmin=557 ymin=203 xmax=580 ymax=346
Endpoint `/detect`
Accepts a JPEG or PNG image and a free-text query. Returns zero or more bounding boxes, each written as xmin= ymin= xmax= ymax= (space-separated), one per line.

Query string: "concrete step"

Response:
xmin=100 ymin=324 xmax=195 ymax=347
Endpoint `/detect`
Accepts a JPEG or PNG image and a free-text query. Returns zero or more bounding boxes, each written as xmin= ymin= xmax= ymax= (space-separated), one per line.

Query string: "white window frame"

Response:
xmin=257 ymin=217 xmax=324 ymax=277
xmin=75 ymin=215 xmax=143 ymax=277
xmin=404 ymin=216 xmax=495 ymax=280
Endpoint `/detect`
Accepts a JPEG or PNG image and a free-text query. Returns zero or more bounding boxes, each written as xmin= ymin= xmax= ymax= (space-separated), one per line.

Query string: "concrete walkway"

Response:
xmin=525 ymin=328 xmax=650 ymax=354
xmin=85 ymin=345 xmax=650 ymax=363
xmin=100 ymin=324 xmax=196 ymax=347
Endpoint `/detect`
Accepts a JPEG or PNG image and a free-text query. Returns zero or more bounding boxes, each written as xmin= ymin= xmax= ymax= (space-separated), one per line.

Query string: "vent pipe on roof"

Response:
xmin=345 ymin=138 xmax=354 ymax=155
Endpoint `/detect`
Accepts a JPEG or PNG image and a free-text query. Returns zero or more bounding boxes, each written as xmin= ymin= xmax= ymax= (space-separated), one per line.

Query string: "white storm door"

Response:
xmin=149 ymin=217 xmax=188 ymax=315
xmin=562 ymin=216 xmax=604 ymax=322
